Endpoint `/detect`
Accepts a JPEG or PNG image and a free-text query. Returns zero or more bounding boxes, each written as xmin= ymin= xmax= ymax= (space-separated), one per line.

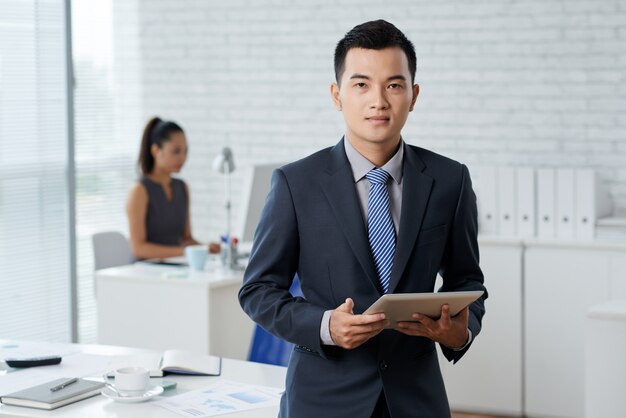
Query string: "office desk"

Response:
xmin=0 ymin=341 xmax=286 ymax=418
xmin=96 ymin=263 xmax=255 ymax=360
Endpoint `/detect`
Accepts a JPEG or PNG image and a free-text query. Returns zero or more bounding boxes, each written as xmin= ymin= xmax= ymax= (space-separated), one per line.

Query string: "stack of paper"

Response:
xmin=595 ymin=217 xmax=626 ymax=242
xmin=155 ymin=379 xmax=283 ymax=417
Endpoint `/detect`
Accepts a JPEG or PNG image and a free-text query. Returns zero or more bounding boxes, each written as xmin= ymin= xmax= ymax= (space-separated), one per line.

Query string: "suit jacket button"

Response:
xmin=379 ymin=361 xmax=389 ymax=370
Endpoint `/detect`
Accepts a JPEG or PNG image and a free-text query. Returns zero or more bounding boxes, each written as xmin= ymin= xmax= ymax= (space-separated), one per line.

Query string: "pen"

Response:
xmin=50 ymin=377 xmax=78 ymax=392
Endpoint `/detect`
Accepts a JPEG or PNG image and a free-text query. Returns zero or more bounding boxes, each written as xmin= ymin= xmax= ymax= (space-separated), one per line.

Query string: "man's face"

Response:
xmin=331 ymin=47 xmax=418 ymax=150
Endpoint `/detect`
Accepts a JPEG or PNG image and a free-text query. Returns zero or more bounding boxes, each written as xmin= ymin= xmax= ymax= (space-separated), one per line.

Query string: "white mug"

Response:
xmin=185 ymin=245 xmax=208 ymax=271
xmin=114 ymin=366 xmax=149 ymax=393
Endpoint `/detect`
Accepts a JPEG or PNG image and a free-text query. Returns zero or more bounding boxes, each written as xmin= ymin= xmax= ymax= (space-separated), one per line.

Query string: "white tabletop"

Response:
xmin=96 ymin=262 xmax=244 ymax=289
xmin=0 ymin=341 xmax=286 ymax=418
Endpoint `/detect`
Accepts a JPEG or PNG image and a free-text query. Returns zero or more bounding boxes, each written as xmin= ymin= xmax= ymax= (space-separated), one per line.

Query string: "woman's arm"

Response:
xmin=182 ymin=182 xmax=197 ymax=246
xmin=126 ymin=182 xmax=185 ymax=259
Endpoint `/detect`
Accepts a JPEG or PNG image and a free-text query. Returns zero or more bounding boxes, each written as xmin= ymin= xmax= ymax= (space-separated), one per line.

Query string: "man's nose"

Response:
xmin=369 ymin=86 xmax=389 ymax=110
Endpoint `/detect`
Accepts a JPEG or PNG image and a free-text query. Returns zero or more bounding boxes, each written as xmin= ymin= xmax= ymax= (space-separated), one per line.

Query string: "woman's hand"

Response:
xmin=209 ymin=242 xmax=221 ymax=254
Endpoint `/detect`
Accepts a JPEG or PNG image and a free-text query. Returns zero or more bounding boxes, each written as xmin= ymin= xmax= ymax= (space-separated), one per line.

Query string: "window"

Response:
xmin=0 ymin=0 xmax=71 ymax=342
xmin=72 ymin=0 xmax=142 ymax=342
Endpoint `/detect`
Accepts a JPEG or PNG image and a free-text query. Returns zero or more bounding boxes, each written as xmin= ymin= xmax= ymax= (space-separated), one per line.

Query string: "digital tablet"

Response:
xmin=363 ymin=290 xmax=484 ymax=327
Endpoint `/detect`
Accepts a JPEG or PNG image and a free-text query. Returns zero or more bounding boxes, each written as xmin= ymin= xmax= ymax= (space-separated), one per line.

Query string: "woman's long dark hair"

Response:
xmin=138 ymin=117 xmax=184 ymax=175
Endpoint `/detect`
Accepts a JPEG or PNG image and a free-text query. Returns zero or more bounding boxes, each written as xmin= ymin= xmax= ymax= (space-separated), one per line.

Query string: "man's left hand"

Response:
xmin=395 ymin=305 xmax=469 ymax=349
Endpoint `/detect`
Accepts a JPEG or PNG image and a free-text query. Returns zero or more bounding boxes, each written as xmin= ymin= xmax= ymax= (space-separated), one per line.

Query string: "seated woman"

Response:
xmin=127 ymin=117 xmax=218 ymax=259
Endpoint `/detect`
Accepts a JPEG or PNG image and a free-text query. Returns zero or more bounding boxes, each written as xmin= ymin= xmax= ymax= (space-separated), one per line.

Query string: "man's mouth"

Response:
xmin=366 ymin=116 xmax=390 ymax=125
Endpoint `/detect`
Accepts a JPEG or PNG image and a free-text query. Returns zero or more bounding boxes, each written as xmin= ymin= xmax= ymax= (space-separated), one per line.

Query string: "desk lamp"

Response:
xmin=212 ymin=147 xmax=235 ymax=262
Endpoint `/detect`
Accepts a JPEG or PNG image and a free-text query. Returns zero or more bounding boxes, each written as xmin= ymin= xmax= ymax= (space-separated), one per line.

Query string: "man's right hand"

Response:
xmin=329 ymin=298 xmax=389 ymax=349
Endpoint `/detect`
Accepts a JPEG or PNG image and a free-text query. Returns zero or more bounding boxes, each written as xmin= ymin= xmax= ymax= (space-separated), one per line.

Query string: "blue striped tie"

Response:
xmin=366 ymin=168 xmax=395 ymax=293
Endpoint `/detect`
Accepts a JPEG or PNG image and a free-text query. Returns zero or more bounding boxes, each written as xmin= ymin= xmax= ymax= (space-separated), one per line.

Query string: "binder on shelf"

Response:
xmin=516 ymin=167 xmax=536 ymax=238
xmin=497 ymin=166 xmax=517 ymax=237
xmin=537 ymin=168 xmax=556 ymax=239
xmin=574 ymin=169 xmax=612 ymax=241
xmin=473 ymin=166 xmax=499 ymax=236
xmin=556 ymin=168 xmax=576 ymax=240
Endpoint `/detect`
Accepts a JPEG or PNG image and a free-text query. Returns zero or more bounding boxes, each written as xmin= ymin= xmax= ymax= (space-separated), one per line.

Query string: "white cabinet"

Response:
xmin=441 ymin=238 xmax=626 ymax=418
xmin=439 ymin=238 xmax=524 ymax=416
xmin=524 ymin=241 xmax=626 ymax=418
xmin=608 ymin=254 xmax=626 ymax=299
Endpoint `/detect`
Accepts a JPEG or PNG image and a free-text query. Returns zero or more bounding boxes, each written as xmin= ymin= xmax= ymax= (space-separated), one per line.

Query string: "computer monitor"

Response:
xmin=238 ymin=162 xmax=285 ymax=244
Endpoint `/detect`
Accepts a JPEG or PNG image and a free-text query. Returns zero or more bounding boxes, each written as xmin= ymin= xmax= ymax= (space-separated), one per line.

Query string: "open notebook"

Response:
xmin=107 ymin=349 xmax=221 ymax=378
xmin=156 ymin=349 xmax=221 ymax=376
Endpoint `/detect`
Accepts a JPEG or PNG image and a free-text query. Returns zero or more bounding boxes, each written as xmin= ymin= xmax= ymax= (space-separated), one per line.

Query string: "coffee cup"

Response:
xmin=185 ymin=245 xmax=208 ymax=271
xmin=114 ymin=366 xmax=149 ymax=394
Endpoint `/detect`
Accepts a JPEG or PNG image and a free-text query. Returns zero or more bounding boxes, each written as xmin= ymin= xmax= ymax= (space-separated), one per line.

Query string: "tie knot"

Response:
xmin=366 ymin=168 xmax=390 ymax=185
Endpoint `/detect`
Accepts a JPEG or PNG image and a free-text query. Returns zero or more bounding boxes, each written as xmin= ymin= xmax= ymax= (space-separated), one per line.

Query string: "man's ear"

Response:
xmin=330 ymin=83 xmax=342 ymax=111
xmin=409 ymin=83 xmax=420 ymax=112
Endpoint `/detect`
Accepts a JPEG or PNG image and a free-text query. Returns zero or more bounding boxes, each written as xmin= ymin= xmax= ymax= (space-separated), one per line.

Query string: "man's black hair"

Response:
xmin=334 ymin=20 xmax=417 ymax=84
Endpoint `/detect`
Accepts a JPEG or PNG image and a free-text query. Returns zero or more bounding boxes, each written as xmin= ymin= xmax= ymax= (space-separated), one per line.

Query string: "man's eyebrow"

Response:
xmin=348 ymin=74 xmax=407 ymax=81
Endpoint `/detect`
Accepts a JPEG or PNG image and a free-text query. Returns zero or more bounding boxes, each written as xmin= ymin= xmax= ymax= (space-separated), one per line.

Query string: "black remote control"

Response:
xmin=4 ymin=355 xmax=62 ymax=368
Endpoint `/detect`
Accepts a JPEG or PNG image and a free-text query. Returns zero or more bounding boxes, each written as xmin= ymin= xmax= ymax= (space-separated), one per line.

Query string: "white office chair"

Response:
xmin=92 ymin=231 xmax=134 ymax=270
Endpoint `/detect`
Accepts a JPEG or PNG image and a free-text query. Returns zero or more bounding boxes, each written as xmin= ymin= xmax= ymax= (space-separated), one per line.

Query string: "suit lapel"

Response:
xmin=388 ymin=144 xmax=433 ymax=294
xmin=320 ymin=140 xmax=380 ymax=293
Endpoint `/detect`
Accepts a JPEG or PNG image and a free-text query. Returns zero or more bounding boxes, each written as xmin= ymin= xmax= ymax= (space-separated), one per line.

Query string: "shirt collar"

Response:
xmin=343 ymin=137 xmax=404 ymax=184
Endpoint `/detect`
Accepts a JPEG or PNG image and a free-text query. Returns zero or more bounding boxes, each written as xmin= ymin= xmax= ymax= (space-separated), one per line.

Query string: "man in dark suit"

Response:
xmin=239 ymin=19 xmax=487 ymax=418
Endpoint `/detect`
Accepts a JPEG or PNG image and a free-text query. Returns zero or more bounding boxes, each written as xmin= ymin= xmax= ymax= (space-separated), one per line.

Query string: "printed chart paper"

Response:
xmin=155 ymin=379 xmax=283 ymax=417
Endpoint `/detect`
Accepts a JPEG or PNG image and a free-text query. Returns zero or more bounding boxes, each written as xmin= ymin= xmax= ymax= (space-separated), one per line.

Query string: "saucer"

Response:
xmin=101 ymin=384 xmax=164 ymax=403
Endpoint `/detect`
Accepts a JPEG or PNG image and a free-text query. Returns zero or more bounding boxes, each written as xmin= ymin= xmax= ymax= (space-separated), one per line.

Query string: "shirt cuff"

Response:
xmin=452 ymin=328 xmax=473 ymax=351
xmin=320 ymin=310 xmax=336 ymax=346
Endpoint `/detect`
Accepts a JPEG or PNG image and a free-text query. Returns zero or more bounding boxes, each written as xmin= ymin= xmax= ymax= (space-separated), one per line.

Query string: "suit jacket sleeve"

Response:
xmin=238 ymin=168 xmax=328 ymax=356
xmin=439 ymin=164 xmax=487 ymax=363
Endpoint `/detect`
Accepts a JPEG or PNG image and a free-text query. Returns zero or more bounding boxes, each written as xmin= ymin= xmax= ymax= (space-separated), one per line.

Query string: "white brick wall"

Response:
xmin=115 ymin=0 xmax=626 ymax=242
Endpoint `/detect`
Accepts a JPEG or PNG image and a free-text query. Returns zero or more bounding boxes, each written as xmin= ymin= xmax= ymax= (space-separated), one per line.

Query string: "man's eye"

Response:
xmin=355 ymin=82 xmax=367 ymax=88
xmin=388 ymin=83 xmax=402 ymax=89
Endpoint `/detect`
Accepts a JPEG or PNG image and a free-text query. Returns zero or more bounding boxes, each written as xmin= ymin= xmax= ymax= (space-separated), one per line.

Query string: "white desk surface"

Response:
xmin=0 ymin=341 xmax=286 ymax=418
xmin=96 ymin=262 xmax=244 ymax=289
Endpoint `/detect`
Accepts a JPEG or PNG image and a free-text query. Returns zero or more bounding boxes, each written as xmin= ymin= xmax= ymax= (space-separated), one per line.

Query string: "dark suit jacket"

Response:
xmin=239 ymin=139 xmax=487 ymax=418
